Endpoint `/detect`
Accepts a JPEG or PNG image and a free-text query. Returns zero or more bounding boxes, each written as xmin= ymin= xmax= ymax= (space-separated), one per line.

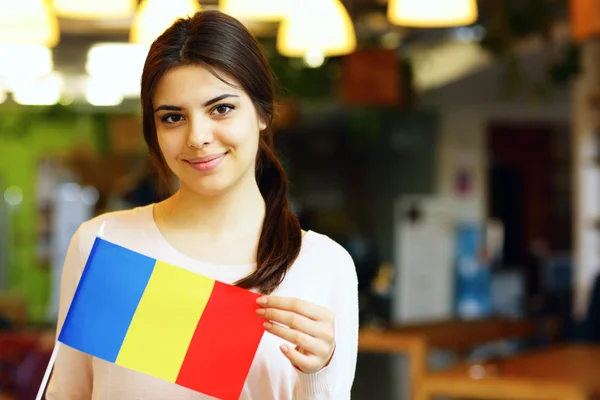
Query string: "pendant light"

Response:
xmin=0 ymin=0 xmax=59 ymax=47
xmin=387 ymin=0 xmax=478 ymax=27
xmin=130 ymin=0 xmax=201 ymax=45
xmin=53 ymin=0 xmax=137 ymax=19
xmin=219 ymin=0 xmax=291 ymax=21
xmin=277 ymin=0 xmax=356 ymax=58
xmin=0 ymin=44 xmax=53 ymax=77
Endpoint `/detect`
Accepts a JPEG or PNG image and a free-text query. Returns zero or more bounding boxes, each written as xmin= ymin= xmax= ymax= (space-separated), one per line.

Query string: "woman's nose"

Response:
xmin=186 ymin=118 xmax=214 ymax=149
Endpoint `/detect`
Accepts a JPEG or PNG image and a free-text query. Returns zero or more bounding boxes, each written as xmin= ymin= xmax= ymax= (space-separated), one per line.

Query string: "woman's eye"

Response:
xmin=213 ymin=104 xmax=234 ymax=116
xmin=161 ymin=114 xmax=183 ymax=124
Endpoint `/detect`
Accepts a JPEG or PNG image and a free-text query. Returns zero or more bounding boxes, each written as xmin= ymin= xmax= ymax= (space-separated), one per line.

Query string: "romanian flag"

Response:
xmin=58 ymin=236 xmax=266 ymax=400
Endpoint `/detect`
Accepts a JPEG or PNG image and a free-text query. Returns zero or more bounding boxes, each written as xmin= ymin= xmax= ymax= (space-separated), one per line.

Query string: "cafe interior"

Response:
xmin=1 ymin=0 xmax=600 ymax=399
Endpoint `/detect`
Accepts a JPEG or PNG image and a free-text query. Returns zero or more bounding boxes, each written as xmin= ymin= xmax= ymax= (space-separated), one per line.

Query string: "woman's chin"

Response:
xmin=180 ymin=178 xmax=232 ymax=198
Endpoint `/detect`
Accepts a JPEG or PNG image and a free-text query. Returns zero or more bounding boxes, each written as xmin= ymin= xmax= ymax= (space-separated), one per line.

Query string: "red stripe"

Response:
xmin=176 ymin=281 xmax=265 ymax=400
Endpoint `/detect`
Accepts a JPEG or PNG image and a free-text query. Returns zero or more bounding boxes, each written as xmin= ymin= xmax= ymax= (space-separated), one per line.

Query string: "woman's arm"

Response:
xmin=46 ymin=228 xmax=93 ymax=399
xmin=258 ymin=246 xmax=359 ymax=399
xmin=293 ymin=249 xmax=359 ymax=399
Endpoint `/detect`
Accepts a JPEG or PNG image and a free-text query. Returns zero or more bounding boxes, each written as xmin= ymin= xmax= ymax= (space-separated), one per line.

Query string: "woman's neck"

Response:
xmin=155 ymin=178 xmax=266 ymax=240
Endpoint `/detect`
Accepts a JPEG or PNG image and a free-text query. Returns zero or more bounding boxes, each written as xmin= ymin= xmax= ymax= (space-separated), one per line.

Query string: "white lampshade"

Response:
xmin=86 ymin=42 xmax=150 ymax=97
xmin=0 ymin=44 xmax=53 ymax=77
xmin=388 ymin=0 xmax=478 ymax=27
xmin=277 ymin=0 xmax=356 ymax=58
xmin=53 ymin=0 xmax=137 ymax=19
xmin=86 ymin=43 xmax=149 ymax=78
xmin=12 ymin=73 xmax=64 ymax=106
xmin=219 ymin=0 xmax=291 ymax=21
xmin=0 ymin=0 xmax=59 ymax=47
xmin=86 ymin=78 xmax=124 ymax=106
xmin=130 ymin=0 xmax=201 ymax=44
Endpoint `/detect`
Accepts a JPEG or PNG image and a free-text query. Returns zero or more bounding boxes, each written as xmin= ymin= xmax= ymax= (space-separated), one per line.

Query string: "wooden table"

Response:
xmin=359 ymin=318 xmax=556 ymax=399
xmin=417 ymin=345 xmax=600 ymax=400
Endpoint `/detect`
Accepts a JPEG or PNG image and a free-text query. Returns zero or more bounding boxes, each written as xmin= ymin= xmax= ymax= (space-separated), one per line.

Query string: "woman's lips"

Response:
xmin=186 ymin=153 xmax=227 ymax=172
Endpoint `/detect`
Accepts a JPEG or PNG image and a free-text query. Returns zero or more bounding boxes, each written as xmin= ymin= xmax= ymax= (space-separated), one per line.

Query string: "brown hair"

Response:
xmin=140 ymin=10 xmax=302 ymax=294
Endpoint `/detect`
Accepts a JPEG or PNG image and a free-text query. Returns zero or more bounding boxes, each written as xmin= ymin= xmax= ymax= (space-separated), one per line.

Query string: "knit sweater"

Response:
xmin=46 ymin=205 xmax=359 ymax=400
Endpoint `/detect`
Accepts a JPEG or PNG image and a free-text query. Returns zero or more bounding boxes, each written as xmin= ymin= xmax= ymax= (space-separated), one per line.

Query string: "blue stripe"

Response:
xmin=59 ymin=237 xmax=155 ymax=362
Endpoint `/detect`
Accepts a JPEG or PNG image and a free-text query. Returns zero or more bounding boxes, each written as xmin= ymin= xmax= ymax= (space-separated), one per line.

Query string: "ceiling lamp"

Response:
xmin=277 ymin=0 xmax=356 ymax=58
xmin=53 ymin=0 xmax=137 ymax=19
xmin=86 ymin=78 xmax=124 ymax=106
xmin=0 ymin=44 xmax=53 ymax=78
xmin=0 ymin=0 xmax=59 ymax=47
xmin=86 ymin=43 xmax=150 ymax=98
xmin=219 ymin=0 xmax=291 ymax=21
xmin=12 ymin=73 xmax=63 ymax=106
xmin=388 ymin=0 xmax=478 ymax=27
xmin=86 ymin=43 xmax=149 ymax=79
xmin=130 ymin=0 xmax=201 ymax=45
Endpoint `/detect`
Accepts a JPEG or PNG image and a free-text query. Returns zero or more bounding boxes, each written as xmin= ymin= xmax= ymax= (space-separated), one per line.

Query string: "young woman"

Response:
xmin=47 ymin=10 xmax=358 ymax=400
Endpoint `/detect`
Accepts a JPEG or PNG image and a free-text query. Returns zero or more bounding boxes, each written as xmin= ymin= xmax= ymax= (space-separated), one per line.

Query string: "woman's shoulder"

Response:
xmin=303 ymin=230 xmax=352 ymax=259
xmin=298 ymin=230 xmax=357 ymax=277
xmin=278 ymin=230 xmax=358 ymax=303
xmin=75 ymin=205 xmax=154 ymax=255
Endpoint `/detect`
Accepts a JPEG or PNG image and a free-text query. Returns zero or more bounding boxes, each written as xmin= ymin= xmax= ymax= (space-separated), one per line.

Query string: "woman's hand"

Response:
xmin=256 ymin=296 xmax=336 ymax=374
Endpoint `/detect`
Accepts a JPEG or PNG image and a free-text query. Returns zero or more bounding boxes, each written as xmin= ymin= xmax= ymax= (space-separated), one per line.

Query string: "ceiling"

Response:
xmin=0 ymin=0 xmax=567 ymax=107
xmin=49 ymin=0 xmax=470 ymax=75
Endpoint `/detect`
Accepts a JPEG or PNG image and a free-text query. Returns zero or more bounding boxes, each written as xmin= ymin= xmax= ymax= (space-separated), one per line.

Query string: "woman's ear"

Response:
xmin=259 ymin=118 xmax=267 ymax=131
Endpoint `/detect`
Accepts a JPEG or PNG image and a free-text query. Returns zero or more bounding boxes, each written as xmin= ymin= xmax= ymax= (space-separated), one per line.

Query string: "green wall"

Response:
xmin=0 ymin=106 xmax=101 ymax=322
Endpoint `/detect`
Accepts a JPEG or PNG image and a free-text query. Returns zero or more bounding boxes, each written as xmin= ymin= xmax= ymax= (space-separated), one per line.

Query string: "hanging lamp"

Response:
xmin=219 ymin=0 xmax=291 ymax=21
xmin=130 ymin=0 xmax=201 ymax=44
xmin=277 ymin=0 xmax=356 ymax=58
xmin=53 ymin=0 xmax=137 ymax=19
xmin=0 ymin=0 xmax=59 ymax=47
xmin=387 ymin=0 xmax=478 ymax=27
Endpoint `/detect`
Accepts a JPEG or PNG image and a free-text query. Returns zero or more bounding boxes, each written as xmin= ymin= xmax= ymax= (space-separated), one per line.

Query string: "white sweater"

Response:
xmin=46 ymin=205 xmax=359 ymax=400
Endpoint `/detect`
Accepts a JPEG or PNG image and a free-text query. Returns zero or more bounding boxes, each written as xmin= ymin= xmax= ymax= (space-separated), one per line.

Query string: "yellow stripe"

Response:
xmin=115 ymin=260 xmax=215 ymax=382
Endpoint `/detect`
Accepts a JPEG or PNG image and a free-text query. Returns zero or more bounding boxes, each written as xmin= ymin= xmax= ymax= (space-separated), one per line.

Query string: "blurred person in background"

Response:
xmin=47 ymin=10 xmax=358 ymax=400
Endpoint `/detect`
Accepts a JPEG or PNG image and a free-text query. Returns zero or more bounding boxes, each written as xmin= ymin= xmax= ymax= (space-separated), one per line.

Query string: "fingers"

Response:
xmin=257 ymin=296 xmax=334 ymax=322
xmin=257 ymin=308 xmax=327 ymax=339
xmin=279 ymin=344 xmax=326 ymax=374
xmin=264 ymin=321 xmax=331 ymax=357
xmin=256 ymin=296 xmax=336 ymax=374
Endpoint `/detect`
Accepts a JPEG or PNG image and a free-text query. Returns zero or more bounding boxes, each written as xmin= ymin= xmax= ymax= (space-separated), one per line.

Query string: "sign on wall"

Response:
xmin=392 ymin=195 xmax=455 ymax=323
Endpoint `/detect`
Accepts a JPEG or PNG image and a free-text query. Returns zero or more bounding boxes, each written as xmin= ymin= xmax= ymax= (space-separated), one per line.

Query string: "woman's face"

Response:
xmin=153 ymin=64 xmax=266 ymax=197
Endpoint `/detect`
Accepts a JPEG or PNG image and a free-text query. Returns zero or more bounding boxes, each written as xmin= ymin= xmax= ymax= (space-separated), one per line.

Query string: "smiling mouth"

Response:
xmin=185 ymin=152 xmax=228 ymax=172
xmin=186 ymin=152 xmax=228 ymax=163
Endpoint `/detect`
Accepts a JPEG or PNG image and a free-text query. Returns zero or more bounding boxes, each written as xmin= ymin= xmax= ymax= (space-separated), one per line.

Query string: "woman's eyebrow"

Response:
xmin=202 ymin=94 xmax=239 ymax=107
xmin=154 ymin=105 xmax=182 ymax=113
xmin=154 ymin=94 xmax=239 ymax=113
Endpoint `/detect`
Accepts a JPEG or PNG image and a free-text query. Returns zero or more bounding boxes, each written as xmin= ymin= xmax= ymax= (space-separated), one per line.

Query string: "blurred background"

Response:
xmin=1 ymin=0 xmax=600 ymax=399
